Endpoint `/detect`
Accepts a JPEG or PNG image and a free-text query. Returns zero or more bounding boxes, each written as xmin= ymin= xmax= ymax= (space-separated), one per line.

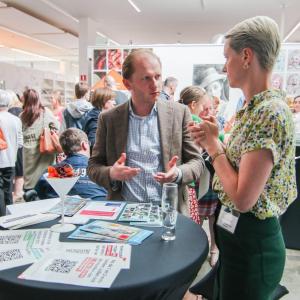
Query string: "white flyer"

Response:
xmin=0 ymin=229 xmax=60 ymax=249
xmin=19 ymin=252 xmax=122 ymax=288
xmin=59 ymin=242 xmax=131 ymax=268
xmin=0 ymin=247 xmax=46 ymax=271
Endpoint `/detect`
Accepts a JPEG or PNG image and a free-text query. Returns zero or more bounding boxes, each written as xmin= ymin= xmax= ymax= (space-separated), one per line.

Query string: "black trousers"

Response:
xmin=0 ymin=167 xmax=15 ymax=216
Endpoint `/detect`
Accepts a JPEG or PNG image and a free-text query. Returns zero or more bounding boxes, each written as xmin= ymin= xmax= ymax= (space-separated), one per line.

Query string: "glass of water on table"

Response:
xmin=161 ymin=183 xmax=178 ymax=241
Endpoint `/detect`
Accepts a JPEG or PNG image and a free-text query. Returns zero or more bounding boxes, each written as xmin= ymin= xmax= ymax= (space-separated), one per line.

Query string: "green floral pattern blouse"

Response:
xmin=213 ymin=89 xmax=297 ymax=219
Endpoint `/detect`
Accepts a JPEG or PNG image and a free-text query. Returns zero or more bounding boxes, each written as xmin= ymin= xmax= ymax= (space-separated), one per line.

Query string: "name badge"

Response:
xmin=217 ymin=205 xmax=240 ymax=234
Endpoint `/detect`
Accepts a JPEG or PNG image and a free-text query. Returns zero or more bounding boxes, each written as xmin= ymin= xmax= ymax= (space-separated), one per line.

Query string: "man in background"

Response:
xmin=35 ymin=128 xmax=107 ymax=201
xmin=0 ymin=90 xmax=23 ymax=215
xmin=104 ymin=75 xmax=129 ymax=105
xmin=60 ymin=82 xmax=92 ymax=131
xmin=160 ymin=76 xmax=178 ymax=101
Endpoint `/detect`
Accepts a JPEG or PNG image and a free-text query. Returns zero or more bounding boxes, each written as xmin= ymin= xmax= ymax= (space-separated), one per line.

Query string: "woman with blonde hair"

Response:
xmin=83 ymin=87 xmax=116 ymax=151
xmin=188 ymin=16 xmax=296 ymax=299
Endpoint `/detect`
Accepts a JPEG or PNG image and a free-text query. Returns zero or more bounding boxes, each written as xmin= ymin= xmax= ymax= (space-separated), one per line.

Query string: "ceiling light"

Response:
xmin=283 ymin=21 xmax=300 ymax=42
xmin=96 ymin=31 xmax=107 ymax=38
xmin=11 ymin=48 xmax=59 ymax=61
xmin=41 ymin=0 xmax=79 ymax=23
xmin=0 ymin=25 xmax=64 ymax=50
xmin=128 ymin=0 xmax=141 ymax=13
xmin=109 ymin=38 xmax=120 ymax=46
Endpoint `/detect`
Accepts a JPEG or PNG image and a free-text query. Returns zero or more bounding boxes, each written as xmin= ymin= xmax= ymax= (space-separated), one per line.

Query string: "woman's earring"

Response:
xmin=243 ymin=64 xmax=249 ymax=70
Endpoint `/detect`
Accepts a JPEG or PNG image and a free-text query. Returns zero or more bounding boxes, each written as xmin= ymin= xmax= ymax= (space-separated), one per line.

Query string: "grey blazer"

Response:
xmin=87 ymin=99 xmax=205 ymax=215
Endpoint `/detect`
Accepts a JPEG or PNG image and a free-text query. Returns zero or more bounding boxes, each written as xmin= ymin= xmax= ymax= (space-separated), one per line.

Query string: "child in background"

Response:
xmin=179 ymin=85 xmax=220 ymax=267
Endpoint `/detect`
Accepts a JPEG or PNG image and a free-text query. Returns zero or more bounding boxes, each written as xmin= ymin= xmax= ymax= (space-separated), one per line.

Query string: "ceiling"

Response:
xmin=0 ymin=0 xmax=300 ymax=63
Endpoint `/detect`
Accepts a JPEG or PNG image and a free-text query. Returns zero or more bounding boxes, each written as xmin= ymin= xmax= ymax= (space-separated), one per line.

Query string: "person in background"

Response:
xmin=88 ymin=49 xmax=204 ymax=216
xmin=7 ymin=90 xmax=24 ymax=202
xmin=160 ymin=76 xmax=178 ymax=101
xmin=83 ymin=88 xmax=116 ymax=151
xmin=179 ymin=86 xmax=220 ymax=267
xmin=21 ymin=89 xmax=59 ymax=193
xmin=60 ymin=82 xmax=92 ymax=131
xmin=188 ymin=16 xmax=296 ymax=299
xmin=51 ymin=90 xmax=64 ymax=125
xmin=104 ymin=75 xmax=128 ymax=105
xmin=35 ymin=128 xmax=107 ymax=201
xmin=0 ymin=90 xmax=22 ymax=215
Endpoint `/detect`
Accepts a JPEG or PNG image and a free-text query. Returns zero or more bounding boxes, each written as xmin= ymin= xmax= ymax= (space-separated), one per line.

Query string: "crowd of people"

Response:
xmin=0 ymin=15 xmax=299 ymax=300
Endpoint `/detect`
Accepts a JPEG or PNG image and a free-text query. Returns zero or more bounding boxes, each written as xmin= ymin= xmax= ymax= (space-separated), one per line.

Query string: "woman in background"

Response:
xmin=21 ymin=89 xmax=59 ymax=192
xmin=83 ymin=87 xmax=116 ymax=152
xmin=179 ymin=85 xmax=220 ymax=267
xmin=188 ymin=16 xmax=296 ymax=299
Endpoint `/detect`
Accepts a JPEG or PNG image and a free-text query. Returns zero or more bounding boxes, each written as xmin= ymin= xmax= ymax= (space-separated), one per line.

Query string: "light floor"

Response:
xmin=194 ymin=221 xmax=300 ymax=300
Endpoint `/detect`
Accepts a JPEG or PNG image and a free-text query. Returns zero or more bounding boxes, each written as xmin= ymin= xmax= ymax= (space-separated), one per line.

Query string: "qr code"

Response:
xmin=0 ymin=249 xmax=23 ymax=262
xmin=0 ymin=235 xmax=22 ymax=244
xmin=46 ymin=259 xmax=77 ymax=274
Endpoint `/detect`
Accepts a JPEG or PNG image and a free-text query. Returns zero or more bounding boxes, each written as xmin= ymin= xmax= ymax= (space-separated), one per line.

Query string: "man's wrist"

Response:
xmin=173 ymin=167 xmax=182 ymax=183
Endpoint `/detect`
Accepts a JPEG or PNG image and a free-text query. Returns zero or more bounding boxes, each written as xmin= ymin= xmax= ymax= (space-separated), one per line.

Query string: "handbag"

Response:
xmin=0 ymin=127 xmax=8 ymax=150
xmin=39 ymin=113 xmax=63 ymax=154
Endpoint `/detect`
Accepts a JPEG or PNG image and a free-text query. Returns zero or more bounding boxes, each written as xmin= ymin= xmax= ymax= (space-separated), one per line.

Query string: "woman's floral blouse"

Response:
xmin=213 ymin=89 xmax=297 ymax=219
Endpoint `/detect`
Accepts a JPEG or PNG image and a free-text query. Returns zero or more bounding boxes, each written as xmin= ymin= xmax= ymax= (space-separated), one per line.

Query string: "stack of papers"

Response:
xmin=118 ymin=203 xmax=163 ymax=227
xmin=47 ymin=196 xmax=88 ymax=217
xmin=19 ymin=243 xmax=132 ymax=288
xmin=0 ymin=229 xmax=60 ymax=271
xmin=0 ymin=213 xmax=59 ymax=229
xmin=69 ymin=220 xmax=153 ymax=245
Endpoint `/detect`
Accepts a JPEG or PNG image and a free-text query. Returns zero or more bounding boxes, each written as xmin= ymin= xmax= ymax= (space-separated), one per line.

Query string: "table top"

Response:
xmin=1 ymin=201 xmax=209 ymax=300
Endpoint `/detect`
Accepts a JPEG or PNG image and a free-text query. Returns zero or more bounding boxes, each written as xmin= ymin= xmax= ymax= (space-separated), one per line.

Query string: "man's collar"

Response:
xmin=129 ymin=99 xmax=158 ymax=118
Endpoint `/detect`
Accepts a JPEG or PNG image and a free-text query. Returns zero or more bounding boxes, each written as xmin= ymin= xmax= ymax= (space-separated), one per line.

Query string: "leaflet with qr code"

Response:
xmin=19 ymin=252 xmax=123 ymax=288
xmin=0 ymin=248 xmax=45 ymax=271
xmin=59 ymin=242 xmax=131 ymax=269
xmin=0 ymin=229 xmax=60 ymax=250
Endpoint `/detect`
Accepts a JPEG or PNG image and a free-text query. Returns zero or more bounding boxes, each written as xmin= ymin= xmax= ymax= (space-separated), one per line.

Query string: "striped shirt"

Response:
xmin=121 ymin=102 xmax=162 ymax=203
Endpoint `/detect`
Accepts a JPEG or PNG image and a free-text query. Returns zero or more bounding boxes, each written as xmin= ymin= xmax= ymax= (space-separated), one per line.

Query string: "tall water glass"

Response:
xmin=161 ymin=183 xmax=178 ymax=241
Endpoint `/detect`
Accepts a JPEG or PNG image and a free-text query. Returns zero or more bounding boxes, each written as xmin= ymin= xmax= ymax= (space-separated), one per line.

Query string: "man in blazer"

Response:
xmin=88 ymin=49 xmax=204 ymax=214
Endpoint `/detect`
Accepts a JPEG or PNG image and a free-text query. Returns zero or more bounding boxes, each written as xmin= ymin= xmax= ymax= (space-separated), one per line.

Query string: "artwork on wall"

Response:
xmin=193 ymin=64 xmax=229 ymax=102
xmin=91 ymin=48 xmax=147 ymax=90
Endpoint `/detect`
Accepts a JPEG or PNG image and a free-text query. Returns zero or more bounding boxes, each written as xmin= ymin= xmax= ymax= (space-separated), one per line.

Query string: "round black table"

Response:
xmin=0 ymin=214 xmax=208 ymax=300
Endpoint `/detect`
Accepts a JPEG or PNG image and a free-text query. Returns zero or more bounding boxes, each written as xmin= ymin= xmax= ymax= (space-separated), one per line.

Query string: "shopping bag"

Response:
xmin=0 ymin=127 xmax=7 ymax=150
xmin=39 ymin=128 xmax=62 ymax=154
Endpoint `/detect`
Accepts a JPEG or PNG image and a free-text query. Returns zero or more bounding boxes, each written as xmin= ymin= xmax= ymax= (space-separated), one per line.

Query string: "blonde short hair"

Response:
xmin=225 ymin=16 xmax=280 ymax=71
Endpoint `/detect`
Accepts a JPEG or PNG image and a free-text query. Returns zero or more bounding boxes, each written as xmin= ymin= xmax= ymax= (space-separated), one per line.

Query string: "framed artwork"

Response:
xmin=94 ymin=49 xmax=107 ymax=70
xmin=193 ymin=64 xmax=229 ymax=101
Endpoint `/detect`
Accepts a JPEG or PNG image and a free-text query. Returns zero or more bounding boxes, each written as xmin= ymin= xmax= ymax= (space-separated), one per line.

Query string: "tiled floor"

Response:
xmin=193 ymin=221 xmax=300 ymax=299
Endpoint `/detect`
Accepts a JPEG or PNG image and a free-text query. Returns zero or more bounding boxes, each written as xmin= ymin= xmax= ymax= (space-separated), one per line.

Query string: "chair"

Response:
xmin=189 ymin=261 xmax=289 ymax=300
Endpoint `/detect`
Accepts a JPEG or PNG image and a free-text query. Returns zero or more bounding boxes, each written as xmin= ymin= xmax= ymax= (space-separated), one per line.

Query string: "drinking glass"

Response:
xmin=161 ymin=183 xmax=178 ymax=241
xmin=45 ymin=174 xmax=79 ymax=232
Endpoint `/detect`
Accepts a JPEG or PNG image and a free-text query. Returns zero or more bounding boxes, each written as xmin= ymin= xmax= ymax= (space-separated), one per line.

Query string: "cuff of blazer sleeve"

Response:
xmin=173 ymin=167 xmax=183 ymax=184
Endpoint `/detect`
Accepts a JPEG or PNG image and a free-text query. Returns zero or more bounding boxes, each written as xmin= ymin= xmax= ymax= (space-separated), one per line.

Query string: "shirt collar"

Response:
xmin=128 ymin=99 xmax=158 ymax=119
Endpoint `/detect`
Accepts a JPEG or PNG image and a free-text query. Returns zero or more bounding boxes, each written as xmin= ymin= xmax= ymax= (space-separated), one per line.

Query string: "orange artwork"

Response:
xmin=92 ymin=69 xmax=127 ymax=91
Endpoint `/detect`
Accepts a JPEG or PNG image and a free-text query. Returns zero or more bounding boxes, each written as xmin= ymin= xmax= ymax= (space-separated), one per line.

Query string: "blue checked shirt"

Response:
xmin=121 ymin=102 xmax=162 ymax=203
